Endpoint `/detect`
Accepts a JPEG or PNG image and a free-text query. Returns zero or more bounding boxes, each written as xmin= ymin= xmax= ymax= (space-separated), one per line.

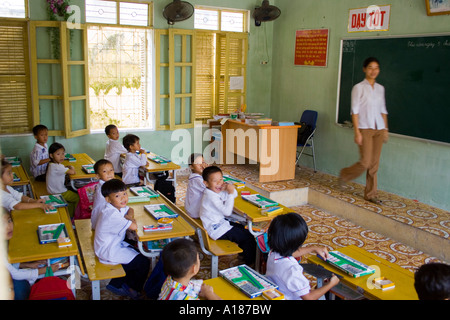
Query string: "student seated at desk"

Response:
xmin=200 ymin=166 xmax=256 ymax=266
xmin=265 ymin=212 xmax=339 ymax=300
xmin=1 ymin=160 xmax=54 ymax=212
xmin=184 ymin=153 xmax=208 ymax=218
xmin=46 ymin=143 xmax=79 ymax=218
xmin=414 ymin=262 xmax=450 ymax=300
xmin=122 ymin=134 xmax=148 ymax=187
xmin=90 ymin=159 xmax=115 ymax=230
xmin=94 ymin=179 xmax=150 ymax=300
xmin=104 ymin=124 xmax=127 ymax=178
xmin=2 ymin=207 xmax=61 ymax=300
xmin=158 ymin=238 xmax=221 ymax=300
xmin=29 ymin=124 xmax=50 ymax=182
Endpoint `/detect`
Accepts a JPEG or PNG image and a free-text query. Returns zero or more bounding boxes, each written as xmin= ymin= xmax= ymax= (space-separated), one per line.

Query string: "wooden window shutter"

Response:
xmin=0 ymin=22 xmax=32 ymax=134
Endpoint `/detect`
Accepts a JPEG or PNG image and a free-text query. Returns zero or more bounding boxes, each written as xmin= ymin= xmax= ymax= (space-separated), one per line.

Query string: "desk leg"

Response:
xmin=137 ymin=241 xmax=159 ymax=269
xmin=92 ymin=280 xmax=101 ymax=300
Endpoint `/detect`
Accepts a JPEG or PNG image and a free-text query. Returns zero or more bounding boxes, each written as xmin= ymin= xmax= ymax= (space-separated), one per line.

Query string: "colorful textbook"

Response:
xmin=147 ymin=152 xmax=171 ymax=164
xmin=320 ymin=251 xmax=375 ymax=278
xmin=219 ymin=265 xmax=279 ymax=298
xmin=241 ymin=194 xmax=278 ymax=208
xmin=144 ymin=204 xmax=178 ymax=220
xmin=40 ymin=194 xmax=68 ymax=208
xmin=130 ymin=185 xmax=159 ymax=198
xmin=37 ymin=223 xmax=70 ymax=245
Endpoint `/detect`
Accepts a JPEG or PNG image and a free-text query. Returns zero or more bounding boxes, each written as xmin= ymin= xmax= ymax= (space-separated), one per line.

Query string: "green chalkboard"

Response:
xmin=337 ymin=34 xmax=450 ymax=144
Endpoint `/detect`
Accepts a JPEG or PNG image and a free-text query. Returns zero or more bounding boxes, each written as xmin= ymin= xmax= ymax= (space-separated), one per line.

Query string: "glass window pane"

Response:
xmin=120 ymin=2 xmax=148 ymax=26
xmin=85 ymin=0 xmax=117 ymax=24
xmin=194 ymin=9 xmax=218 ymax=30
xmin=70 ymin=65 xmax=85 ymax=97
xmin=71 ymin=100 xmax=87 ymax=131
xmin=0 ymin=0 xmax=26 ymax=19
xmin=37 ymin=64 xmax=62 ymax=96
xmin=39 ymin=99 xmax=64 ymax=131
xmin=221 ymin=11 xmax=244 ymax=32
xmin=88 ymin=26 xmax=153 ymax=130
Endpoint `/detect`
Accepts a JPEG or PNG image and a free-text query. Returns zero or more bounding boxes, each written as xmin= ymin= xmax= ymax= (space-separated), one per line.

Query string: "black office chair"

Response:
xmin=295 ymin=110 xmax=318 ymax=172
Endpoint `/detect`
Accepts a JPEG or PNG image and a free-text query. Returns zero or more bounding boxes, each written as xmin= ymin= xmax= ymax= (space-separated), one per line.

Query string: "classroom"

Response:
xmin=0 ymin=0 xmax=449 ymax=303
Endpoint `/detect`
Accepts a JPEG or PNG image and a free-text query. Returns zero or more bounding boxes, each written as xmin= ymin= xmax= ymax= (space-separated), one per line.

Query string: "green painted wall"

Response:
xmin=271 ymin=0 xmax=450 ymax=210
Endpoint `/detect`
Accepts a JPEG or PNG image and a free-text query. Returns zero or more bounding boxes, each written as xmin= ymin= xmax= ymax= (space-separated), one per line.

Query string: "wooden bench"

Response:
xmin=74 ymin=219 xmax=125 ymax=300
xmin=30 ymin=177 xmax=48 ymax=199
xmin=175 ymin=204 xmax=243 ymax=278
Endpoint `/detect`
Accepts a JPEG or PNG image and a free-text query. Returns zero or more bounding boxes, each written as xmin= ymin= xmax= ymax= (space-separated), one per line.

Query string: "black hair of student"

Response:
xmin=161 ymin=238 xmax=198 ymax=279
xmin=48 ymin=142 xmax=65 ymax=163
xmin=105 ymin=124 xmax=117 ymax=136
xmin=122 ymin=133 xmax=139 ymax=151
xmin=267 ymin=212 xmax=309 ymax=257
xmin=202 ymin=165 xmax=222 ymax=182
xmin=32 ymin=124 xmax=48 ymax=136
xmin=1 ymin=159 xmax=12 ymax=176
xmin=94 ymin=159 xmax=113 ymax=174
xmin=414 ymin=262 xmax=450 ymax=300
xmin=101 ymin=178 xmax=127 ymax=197
xmin=188 ymin=153 xmax=203 ymax=165
xmin=363 ymin=57 xmax=380 ymax=68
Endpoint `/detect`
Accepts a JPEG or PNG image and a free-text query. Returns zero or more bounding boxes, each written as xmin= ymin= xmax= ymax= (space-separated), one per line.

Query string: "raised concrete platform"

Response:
xmin=220 ymin=165 xmax=449 ymax=263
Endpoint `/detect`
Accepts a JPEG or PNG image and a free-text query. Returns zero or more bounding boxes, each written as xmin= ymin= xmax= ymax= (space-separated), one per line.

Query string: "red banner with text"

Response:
xmin=294 ymin=29 xmax=329 ymax=67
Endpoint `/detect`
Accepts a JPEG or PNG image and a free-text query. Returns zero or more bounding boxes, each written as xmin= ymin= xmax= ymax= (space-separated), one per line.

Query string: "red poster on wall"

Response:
xmin=294 ymin=29 xmax=329 ymax=67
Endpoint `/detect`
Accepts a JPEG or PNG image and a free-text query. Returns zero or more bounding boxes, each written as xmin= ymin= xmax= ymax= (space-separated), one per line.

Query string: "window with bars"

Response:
xmin=0 ymin=22 xmax=31 ymax=134
xmin=194 ymin=7 xmax=248 ymax=121
xmin=87 ymin=26 xmax=153 ymax=130
xmin=86 ymin=0 xmax=153 ymax=130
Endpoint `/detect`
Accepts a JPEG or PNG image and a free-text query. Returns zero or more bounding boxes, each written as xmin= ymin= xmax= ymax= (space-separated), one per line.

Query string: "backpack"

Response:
xmin=153 ymin=171 xmax=176 ymax=203
xmin=297 ymin=121 xmax=314 ymax=145
xmin=75 ymin=181 xmax=99 ymax=220
xmin=29 ymin=267 xmax=75 ymax=300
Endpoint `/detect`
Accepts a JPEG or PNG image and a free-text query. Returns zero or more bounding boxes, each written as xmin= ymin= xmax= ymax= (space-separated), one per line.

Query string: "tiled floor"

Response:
xmin=75 ymin=164 xmax=449 ymax=300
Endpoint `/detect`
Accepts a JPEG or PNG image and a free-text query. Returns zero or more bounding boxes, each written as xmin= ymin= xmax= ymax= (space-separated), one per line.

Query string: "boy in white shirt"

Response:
xmin=29 ymin=124 xmax=50 ymax=182
xmin=90 ymin=159 xmax=115 ymax=230
xmin=104 ymin=124 xmax=127 ymax=177
xmin=122 ymin=134 xmax=148 ymax=186
xmin=184 ymin=153 xmax=208 ymax=218
xmin=199 ymin=166 xmax=256 ymax=266
xmin=94 ymin=179 xmax=150 ymax=299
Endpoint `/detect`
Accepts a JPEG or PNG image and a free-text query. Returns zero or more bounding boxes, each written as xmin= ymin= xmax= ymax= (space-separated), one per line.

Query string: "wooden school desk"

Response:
xmin=8 ymin=207 xmax=84 ymax=297
xmin=62 ymin=153 xmax=96 ymax=190
xmin=203 ymin=277 xmax=264 ymax=300
xmin=232 ymin=185 xmax=288 ymax=237
xmin=307 ymin=245 xmax=418 ymax=300
xmin=221 ymin=120 xmax=300 ymax=183
xmin=127 ymin=190 xmax=195 ymax=263
xmin=142 ymin=153 xmax=181 ymax=188
xmin=11 ymin=163 xmax=34 ymax=198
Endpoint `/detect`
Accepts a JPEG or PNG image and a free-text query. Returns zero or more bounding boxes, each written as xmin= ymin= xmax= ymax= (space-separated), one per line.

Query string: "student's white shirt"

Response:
xmin=90 ymin=179 xmax=106 ymax=230
xmin=94 ymin=203 xmax=138 ymax=265
xmin=104 ymin=139 xmax=127 ymax=173
xmin=184 ymin=173 xmax=205 ymax=219
xmin=199 ymin=188 xmax=237 ymax=240
xmin=122 ymin=152 xmax=147 ymax=185
xmin=30 ymin=142 xmax=48 ymax=177
xmin=46 ymin=162 xmax=68 ymax=194
xmin=265 ymin=251 xmax=310 ymax=300
xmin=351 ymin=79 xmax=388 ymax=130
xmin=5 ymin=258 xmax=39 ymax=285
xmin=1 ymin=185 xmax=22 ymax=211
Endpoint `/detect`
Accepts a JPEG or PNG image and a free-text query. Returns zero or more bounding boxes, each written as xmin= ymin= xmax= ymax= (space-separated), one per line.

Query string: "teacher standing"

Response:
xmin=339 ymin=57 xmax=388 ymax=204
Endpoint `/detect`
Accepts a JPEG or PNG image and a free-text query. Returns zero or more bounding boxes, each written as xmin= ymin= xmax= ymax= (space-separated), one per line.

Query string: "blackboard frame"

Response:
xmin=336 ymin=33 xmax=450 ymax=145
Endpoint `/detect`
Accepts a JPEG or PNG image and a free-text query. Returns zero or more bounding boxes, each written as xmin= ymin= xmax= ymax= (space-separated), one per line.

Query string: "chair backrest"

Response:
xmin=300 ymin=110 xmax=318 ymax=129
